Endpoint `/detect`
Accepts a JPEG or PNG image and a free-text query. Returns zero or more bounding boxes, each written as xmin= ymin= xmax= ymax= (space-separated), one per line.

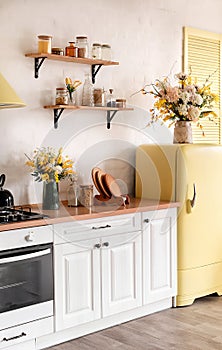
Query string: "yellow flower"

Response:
xmin=41 ymin=173 xmax=49 ymax=181
xmin=65 ymin=77 xmax=72 ymax=85
xmin=25 ymin=160 xmax=34 ymax=167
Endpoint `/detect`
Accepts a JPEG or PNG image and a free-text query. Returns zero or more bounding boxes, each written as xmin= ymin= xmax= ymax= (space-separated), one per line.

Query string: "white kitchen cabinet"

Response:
xmin=50 ymin=208 xmax=177 ymax=347
xmin=101 ymin=231 xmax=142 ymax=317
xmin=54 ymin=238 xmax=101 ymax=331
xmin=142 ymin=208 xmax=177 ymax=305
xmin=54 ymin=213 xmax=142 ymax=331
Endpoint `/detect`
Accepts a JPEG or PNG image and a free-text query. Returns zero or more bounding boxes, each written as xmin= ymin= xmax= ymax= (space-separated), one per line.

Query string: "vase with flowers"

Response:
xmin=25 ymin=147 xmax=74 ymax=210
xmin=141 ymin=71 xmax=218 ymax=143
xmin=65 ymin=77 xmax=82 ymax=105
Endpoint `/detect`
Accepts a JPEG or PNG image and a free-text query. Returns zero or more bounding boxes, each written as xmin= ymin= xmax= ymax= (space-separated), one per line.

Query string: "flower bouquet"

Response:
xmin=25 ymin=147 xmax=74 ymax=182
xmin=142 ymin=72 xmax=218 ymax=132
xmin=25 ymin=147 xmax=74 ymax=210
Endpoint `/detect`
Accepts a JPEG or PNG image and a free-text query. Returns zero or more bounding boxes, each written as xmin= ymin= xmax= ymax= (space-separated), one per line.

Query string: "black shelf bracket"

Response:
xmin=91 ymin=64 xmax=103 ymax=84
xmin=107 ymin=110 xmax=118 ymax=129
xmin=54 ymin=108 xmax=64 ymax=129
xmin=34 ymin=57 xmax=46 ymax=78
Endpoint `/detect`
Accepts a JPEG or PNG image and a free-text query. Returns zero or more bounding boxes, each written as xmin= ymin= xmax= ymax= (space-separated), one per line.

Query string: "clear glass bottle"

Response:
xmin=76 ymin=36 xmax=89 ymax=58
xmin=107 ymin=89 xmax=116 ymax=107
xmin=65 ymin=41 xmax=77 ymax=57
xmin=55 ymin=87 xmax=68 ymax=105
xmin=67 ymin=176 xmax=79 ymax=207
xmin=101 ymin=44 xmax=111 ymax=61
xmin=82 ymin=73 xmax=94 ymax=106
xmin=91 ymin=43 xmax=102 ymax=59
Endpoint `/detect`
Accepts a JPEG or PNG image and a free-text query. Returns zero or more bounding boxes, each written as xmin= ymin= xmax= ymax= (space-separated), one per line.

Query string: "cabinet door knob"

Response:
xmin=94 ymin=243 xmax=101 ymax=249
xmin=25 ymin=232 xmax=34 ymax=242
xmin=144 ymin=218 xmax=150 ymax=223
xmin=102 ymin=242 xmax=109 ymax=247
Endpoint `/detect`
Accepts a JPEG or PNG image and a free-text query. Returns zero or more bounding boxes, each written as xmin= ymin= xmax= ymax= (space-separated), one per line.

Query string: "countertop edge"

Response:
xmin=0 ymin=199 xmax=180 ymax=232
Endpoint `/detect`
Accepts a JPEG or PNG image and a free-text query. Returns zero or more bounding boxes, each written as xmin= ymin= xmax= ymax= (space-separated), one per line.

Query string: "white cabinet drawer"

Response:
xmin=1 ymin=340 xmax=35 ymax=350
xmin=54 ymin=213 xmax=141 ymax=244
xmin=0 ymin=317 xmax=53 ymax=349
xmin=0 ymin=225 xmax=53 ymax=251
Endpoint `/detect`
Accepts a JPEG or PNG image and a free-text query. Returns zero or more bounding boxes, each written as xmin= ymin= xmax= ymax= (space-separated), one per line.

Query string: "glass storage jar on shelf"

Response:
xmin=91 ymin=43 xmax=102 ymax=59
xmin=76 ymin=36 xmax=89 ymax=58
xmin=52 ymin=47 xmax=64 ymax=55
xmin=101 ymin=44 xmax=111 ymax=61
xmin=38 ymin=35 xmax=52 ymax=54
xmin=65 ymin=41 xmax=77 ymax=57
xmin=55 ymin=88 xmax=68 ymax=105
xmin=93 ymin=88 xmax=106 ymax=106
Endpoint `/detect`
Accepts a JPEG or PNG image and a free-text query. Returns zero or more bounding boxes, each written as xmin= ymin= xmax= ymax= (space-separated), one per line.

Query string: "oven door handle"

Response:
xmin=0 ymin=248 xmax=51 ymax=264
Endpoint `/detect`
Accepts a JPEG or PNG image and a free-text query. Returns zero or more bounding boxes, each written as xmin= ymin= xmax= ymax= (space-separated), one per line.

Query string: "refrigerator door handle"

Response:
xmin=190 ymin=183 xmax=196 ymax=208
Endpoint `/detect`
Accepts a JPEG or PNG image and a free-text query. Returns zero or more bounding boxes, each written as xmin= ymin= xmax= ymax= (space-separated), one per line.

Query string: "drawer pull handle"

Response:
xmin=102 ymin=242 xmax=109 ymax=247
xmin=144 ymin=219 xmax=150 ymax=223
xmin=94 ymin=243 xmax=101 ymax=249
xmin=92 ymin=224 xmax=111 ymax=230
xmin=2 ymin=332 xmax=26 ymax=342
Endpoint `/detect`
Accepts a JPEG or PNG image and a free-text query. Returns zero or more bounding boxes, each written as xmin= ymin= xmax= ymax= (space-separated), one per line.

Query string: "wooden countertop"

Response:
xmin=0 ymin=198 xmax=180 ymax=232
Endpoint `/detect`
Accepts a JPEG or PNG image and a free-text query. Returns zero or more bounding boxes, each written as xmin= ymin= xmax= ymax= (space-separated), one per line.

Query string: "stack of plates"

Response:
xmin=91 ymin=167 xmax=130 ymax=204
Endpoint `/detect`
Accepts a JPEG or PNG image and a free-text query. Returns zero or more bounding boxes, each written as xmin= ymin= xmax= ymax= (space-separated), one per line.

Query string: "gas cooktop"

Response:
xmin=0 ymin=206 xmax=48 ymax=224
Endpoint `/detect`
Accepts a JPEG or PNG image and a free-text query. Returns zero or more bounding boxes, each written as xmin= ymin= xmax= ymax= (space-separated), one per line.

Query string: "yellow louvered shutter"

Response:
xmin=183 ymin=27 xmax=221 ymax=144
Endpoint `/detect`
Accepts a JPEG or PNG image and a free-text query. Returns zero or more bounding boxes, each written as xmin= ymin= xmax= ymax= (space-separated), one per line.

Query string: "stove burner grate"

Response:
xmin=0 ymin=206 xmax=48 ymax=224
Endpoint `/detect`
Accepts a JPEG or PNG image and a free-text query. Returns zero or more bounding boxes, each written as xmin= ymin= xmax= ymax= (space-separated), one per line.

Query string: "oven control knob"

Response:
xmin=25 ymin=232 xmax=34 ymax=242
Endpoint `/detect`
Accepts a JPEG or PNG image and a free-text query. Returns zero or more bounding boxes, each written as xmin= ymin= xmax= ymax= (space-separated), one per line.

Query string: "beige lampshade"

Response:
xmin=0 ymin=72 xmax=26 ymax=108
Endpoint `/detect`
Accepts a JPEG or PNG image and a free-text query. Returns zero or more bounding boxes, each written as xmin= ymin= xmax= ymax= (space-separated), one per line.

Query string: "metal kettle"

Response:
xmin=0 ymin=174 xmax=14 ymax=207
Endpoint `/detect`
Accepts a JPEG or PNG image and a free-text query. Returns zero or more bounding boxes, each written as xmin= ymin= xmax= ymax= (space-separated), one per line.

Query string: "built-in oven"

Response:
xmin=0 ymin=225 xmax=54 ymax=332
xmin=0 ymin=243 xmax=53 ymax=311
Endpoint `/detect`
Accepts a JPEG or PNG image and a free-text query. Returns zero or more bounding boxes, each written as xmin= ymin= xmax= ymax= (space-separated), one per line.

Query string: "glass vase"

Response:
xmin=68 ymin=90 xmax=77 ymax=105
xmin=42 ymin=181 xmax=60 ymax=210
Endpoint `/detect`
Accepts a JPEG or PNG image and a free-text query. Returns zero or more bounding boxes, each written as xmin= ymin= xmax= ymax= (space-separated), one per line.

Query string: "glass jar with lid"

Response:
xmin=79 ymin=185 xmax=93 ymax=207
xmin=52 ymin=47 xmax=64 ymax=56
xmin=76 ymin=36 xmax=89 ymax=58
xmin=55 ymin=88 xmax=68 ymax=105
xmin=101 ymin=44 xmax=111 ymax=61
xmin=91 ymin=43 xmax=102 ymax=59
xmin=38 ymin=35 xmax=52 ymax=54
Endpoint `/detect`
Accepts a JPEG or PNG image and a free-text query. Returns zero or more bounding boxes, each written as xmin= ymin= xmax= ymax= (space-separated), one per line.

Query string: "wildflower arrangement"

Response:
xmin=142 ymin=72 xmax=218 ymax=128
xmin=65 ymin=77 xmax=82 ymax=102
xmin=25 ymin=147 xmax=74 ymax=183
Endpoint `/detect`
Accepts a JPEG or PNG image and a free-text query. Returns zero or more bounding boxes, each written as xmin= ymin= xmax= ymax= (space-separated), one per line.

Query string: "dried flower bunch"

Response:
xmin=142 ymin=72 xmax=218 ymax=128
xmin=25 ymin=147 xmax=74 ymax=183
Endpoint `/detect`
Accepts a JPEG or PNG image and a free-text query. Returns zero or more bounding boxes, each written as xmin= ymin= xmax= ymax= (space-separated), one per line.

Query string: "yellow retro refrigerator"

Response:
xmin=136 ymin=144 xmax=222 ymax=306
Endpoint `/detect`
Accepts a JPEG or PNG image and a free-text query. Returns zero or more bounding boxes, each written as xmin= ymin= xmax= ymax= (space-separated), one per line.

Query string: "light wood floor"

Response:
xmin=47 ymin=294 xmax=222 ymax=350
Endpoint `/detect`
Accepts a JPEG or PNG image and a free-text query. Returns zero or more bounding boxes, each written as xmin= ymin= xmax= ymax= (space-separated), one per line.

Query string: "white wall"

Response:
xmin=0 ymin=0 xmax=222 ymax=205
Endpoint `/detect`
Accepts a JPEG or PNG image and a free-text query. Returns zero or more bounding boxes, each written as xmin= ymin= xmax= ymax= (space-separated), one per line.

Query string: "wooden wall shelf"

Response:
xmin=43 ymin=105 xmax=134 ymax=129
xmin=25 ymin=53 xmax=119 ymax=82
